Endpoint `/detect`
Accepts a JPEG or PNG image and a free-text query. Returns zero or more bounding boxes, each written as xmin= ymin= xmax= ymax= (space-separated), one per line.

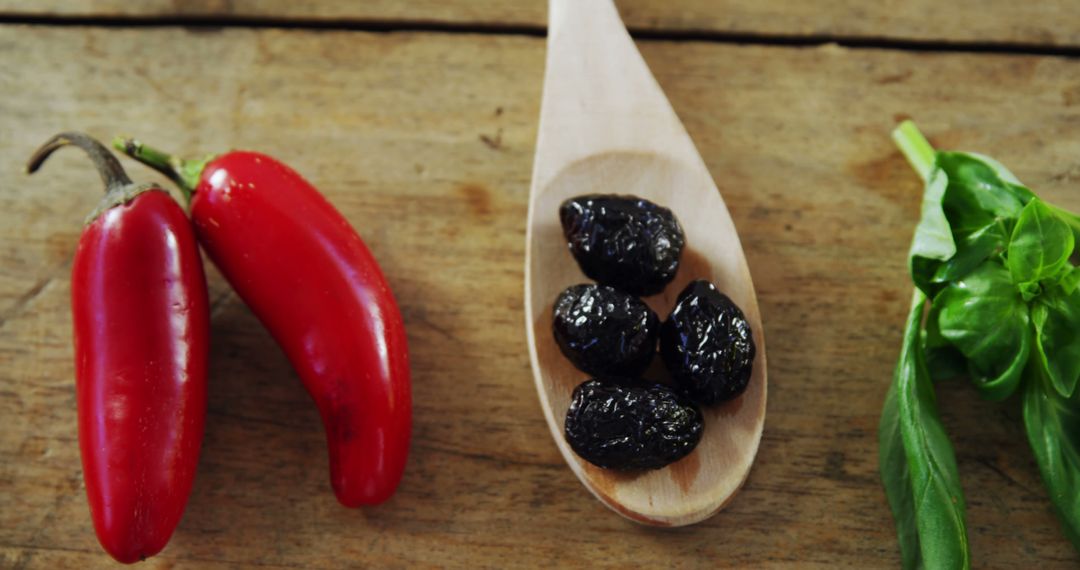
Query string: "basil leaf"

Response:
xmin=931 ymin=220 xmax=1010 ymax=285
xmin=1007 ymin=199 xmax=1075 ymax=288
xmin=908 ymin=153 xmax=1019 ymax=296
xmin=881 ymin=292 xmax=970 ymax=569
xmin=1032 ymin=286 xmax=1080 ymax=398
xmin=1059 ymin=266 xmax=1080 ymax=296
xmin=1018 ymin=281 xmax=1043 ymax=303
xmin=923 ymin=299 xmax=966 ymax=382
xmin=1023 ymin=370 xmax=1080 ymax=549
xmin=936 ymin=263 xmax=1030 ymax=400
xmin=910 ymin=167 xmax=957 ymax=295
xmin=1044 ymin=201 xmax=1080 ymax=247
xmin=963 ymin=152 xmax=1031 ymax=190
xmin=879 ymin=380 xmax=921 ymax=569
xmin=937 ymin=152 xmax=1033 ymax=234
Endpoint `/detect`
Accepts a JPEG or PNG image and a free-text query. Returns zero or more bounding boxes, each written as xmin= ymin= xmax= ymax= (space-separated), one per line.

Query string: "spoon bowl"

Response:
xmin=524 ymin=0 xmax=767 ymax=527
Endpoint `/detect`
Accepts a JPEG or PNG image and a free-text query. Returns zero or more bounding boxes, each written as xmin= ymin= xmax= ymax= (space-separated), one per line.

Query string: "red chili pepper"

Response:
xmin=116 ymin=137 xmax=411 ymax=506
xmin=28 ymin=133 xmax=209 ymax=563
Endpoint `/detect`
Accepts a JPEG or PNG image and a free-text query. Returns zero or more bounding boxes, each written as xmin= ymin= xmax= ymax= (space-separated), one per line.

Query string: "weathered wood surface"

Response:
xmin=1 ymin=24 xmax=1080 ymax=568
xmin=1 ymin=0 xmax=1080 ymax=47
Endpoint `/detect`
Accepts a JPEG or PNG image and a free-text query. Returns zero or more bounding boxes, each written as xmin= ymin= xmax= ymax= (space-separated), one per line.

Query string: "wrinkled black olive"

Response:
xmin=559 ymin=194 xmax=685 ymax=296
xmin=661 ymin=280 xmax=755 ymax=404
xmin=552 ymin=284 xmax=659 ymax=378
xmin=565 ymin=379 xmax=703 ymax=470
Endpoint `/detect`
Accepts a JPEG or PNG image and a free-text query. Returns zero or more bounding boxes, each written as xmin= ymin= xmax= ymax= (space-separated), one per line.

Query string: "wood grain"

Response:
xmin=1 ymin=0 xmax=1080 ymax=48
xmin=1 ymin=24 xmax=1080 ymax=568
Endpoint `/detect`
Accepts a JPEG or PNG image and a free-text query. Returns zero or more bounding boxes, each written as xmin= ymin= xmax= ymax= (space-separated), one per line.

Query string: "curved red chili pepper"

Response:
xmin=117 ymin=138 xmax=411 ymax=506
xmin=28 ymin=133 xmax=209 ymax=563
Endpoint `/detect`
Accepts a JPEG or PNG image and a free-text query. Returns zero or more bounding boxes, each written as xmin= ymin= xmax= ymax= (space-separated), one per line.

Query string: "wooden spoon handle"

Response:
xmin=548 ymin=0 xmax=623 ymax=38
xmin=538 ymin=0 xmax=699 ymax=191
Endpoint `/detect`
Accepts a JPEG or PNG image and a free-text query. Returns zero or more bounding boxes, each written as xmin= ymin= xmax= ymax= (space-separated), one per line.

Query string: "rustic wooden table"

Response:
xmin=2 ymin=2 xmax=1080 ymax=568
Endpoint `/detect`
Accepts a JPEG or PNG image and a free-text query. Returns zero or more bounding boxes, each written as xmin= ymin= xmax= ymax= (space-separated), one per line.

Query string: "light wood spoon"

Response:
xmin=523 ymin=0 xmax=767 ymax=527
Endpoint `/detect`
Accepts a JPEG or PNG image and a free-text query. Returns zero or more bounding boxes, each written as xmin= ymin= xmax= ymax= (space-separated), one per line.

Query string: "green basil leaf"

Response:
xmin=1007 ymin=199 xmax=1075 ymax=287
xmin=881 ymin=292 xmax=970 ymax=569
xmin=936 ymin=262 xmax=1030 ymax=400
xmin=1059 ymin=266 xmax=1080 ymax=296
xmin=1032 ymin=287 xmax=1080 ymax=398
xmin=937 ymin=152 xmax=1033 ymax=234
xmin=879 ymin=380 xmax=922 ymax=569
xmin=1023 ymin=369 xmax=1080 ymax=549
xmin=910 ymin=167 xmax=956 ymax=295
xmin=923 ymin=298 xmax=966 ymax=382
xmin=1018 ymin=281 xmax=1043 ymax=303
xmin=962 ymin=152 xmax=1030 ymax=188
xmin=1043 ymin=201 xmax=1080 ymax=247
xmin=909 ymin=152 xmax=1025 ymax=296
xmin=931 ymin=220 xmax=1010 ymax=285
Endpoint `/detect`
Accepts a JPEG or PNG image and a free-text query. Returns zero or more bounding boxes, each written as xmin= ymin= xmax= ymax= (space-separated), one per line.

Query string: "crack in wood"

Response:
xmin=0 ymin=253 xmax=75 ymax=330
xmin=0 ymin=14 xmax=1079 ymax=58
xmin=0 ymin=276 xmax=56 ymax=330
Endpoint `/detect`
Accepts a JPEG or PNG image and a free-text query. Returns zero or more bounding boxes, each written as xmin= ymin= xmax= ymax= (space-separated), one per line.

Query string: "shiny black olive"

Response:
xmin=661 ymin=280 xmax=755 ymax=404
xmin=564 ymin=379 xmax=704 ymax=470
xmin=559 ymin=194 xmax=685 ymax=296
xmin=552 ymin=284 xmax=659 ymax=378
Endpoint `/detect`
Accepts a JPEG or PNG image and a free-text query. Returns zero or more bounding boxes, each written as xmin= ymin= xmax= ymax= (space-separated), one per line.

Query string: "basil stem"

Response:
xmin=893 ymin=120 xmax=935 ymax=181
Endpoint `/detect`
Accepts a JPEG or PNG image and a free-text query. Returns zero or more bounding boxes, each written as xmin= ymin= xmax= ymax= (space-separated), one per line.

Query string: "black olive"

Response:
xmin=559 ymin=194 xmax=685 ymax=296
xmin=661 ymin=280 xmax=755 ymax=404
xmin=564 ymin=379 xmax=704 ymax=470
xmin=552 ymin=284 xmax=659 ymax=378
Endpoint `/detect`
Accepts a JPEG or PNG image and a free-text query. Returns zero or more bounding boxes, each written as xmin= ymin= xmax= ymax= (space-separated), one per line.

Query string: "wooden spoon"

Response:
xmin=523 ymin=0 xmax=767 ymax=527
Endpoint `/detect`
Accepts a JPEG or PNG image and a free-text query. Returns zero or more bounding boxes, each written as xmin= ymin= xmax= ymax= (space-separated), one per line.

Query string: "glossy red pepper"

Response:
xmin=118 ymin=138 xmax=411 ymax=506
xmin=28 ymin=133 xmax=209 ymax=563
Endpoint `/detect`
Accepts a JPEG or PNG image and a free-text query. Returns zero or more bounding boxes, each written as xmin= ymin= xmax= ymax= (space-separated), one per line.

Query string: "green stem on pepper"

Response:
xmin=112 ymin=137 xmax=211 ymax=205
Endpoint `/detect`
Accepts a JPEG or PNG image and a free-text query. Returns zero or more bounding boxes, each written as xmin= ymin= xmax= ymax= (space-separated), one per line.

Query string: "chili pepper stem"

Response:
xmin=892 ymin=120 xmax=937 ymax=183
xmin=112 ymin=136 xmax=211 ymax=205
xmin=28 ymin=132 xmax=134 ymax=192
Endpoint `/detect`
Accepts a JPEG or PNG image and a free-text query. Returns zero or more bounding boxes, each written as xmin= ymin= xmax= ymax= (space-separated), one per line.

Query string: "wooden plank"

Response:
xmin=0 ymin=0 xmax=1079 ymax=48
xmin=1 ymin=25 xmax=1079 ymax=567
